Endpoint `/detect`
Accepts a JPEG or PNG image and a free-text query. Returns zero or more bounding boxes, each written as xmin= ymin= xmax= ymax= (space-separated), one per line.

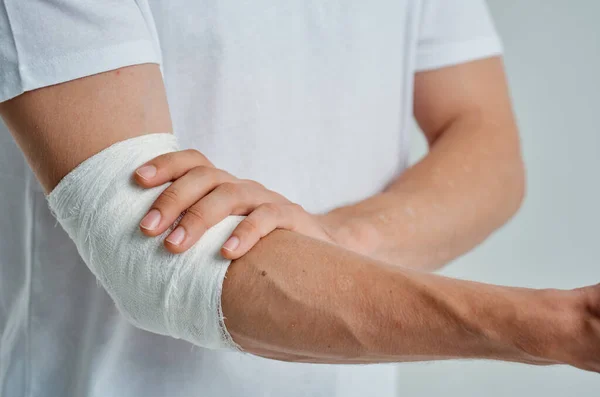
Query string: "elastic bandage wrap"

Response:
xmin=46 ymin=133 xmax=244 ymax=351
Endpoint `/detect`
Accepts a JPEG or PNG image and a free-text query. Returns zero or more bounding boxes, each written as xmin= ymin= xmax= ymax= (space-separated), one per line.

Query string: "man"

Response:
xmin=0 ymin=1 xmax=598 ymax=397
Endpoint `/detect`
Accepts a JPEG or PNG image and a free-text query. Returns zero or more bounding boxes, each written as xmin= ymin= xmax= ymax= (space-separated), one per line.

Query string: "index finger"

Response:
xmin=133 ymin=148 xmax=214 ymax=187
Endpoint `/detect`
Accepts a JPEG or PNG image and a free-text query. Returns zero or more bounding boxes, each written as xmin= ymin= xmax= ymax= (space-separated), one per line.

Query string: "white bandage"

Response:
xmin=46 ymin=133 xmax=244 ymax=350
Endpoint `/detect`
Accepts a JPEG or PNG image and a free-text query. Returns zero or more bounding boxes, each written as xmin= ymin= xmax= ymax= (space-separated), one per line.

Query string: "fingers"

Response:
xmin=164 ymin=182 xmax=283 ymax=253
xmin=134 ymin=150 xmax=299 ymax=256
xmin=134 ymin=149 xmax=214 ymax=187
xmin=139 ymin=166 xmax=233 ymax=236
xmin=220 ymin=203 xmax=303 ymax=260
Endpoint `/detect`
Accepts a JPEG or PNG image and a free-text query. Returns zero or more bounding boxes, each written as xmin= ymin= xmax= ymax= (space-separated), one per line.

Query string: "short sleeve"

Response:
xmin=0 ymin=0 xmax=161 ymax=102
xmin=415 ymin=0 xmax=503 ymax=72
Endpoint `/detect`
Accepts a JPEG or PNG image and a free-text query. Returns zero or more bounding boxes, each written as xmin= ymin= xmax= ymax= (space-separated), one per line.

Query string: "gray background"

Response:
xmin=400 ymin=0 xmax=600 ymax=395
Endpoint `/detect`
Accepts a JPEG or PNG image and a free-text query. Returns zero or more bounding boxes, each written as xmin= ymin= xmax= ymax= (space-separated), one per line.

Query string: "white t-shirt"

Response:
xmin=0 ymin=1 xmax=502 ymax=396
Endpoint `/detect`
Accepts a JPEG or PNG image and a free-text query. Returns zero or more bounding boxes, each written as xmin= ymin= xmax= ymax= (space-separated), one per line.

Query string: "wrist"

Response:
xmin=516 ymin=286 xmax=600 ymax=370
xmin=318 ymin=207 xmax=381 ymax=257
xmin=472 ymin=286 xmax=578 ymax=366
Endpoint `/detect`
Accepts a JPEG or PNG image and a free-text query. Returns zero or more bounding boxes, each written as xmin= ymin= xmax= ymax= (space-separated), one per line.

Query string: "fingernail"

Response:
xmin=222 ymin=236 xmax=239 ymax=252
xmin=140 ymin=209 xmax=161 ymax=230
xmin=136 ymin=165 xmax=157 ymax=180
xmin=166 ymin=226 xmax=186 ymax=245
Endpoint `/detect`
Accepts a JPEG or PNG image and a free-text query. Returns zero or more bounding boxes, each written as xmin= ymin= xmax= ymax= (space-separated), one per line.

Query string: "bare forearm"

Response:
xmin=4 ymin=62 xmax=593 ymax=372
xmin=319 ymin=58 xmax=525 ymax=271
xmin=326 ymin=112 xmax=525 ymax=271
xmin=222 ymin=228 xmax=561 ymax=365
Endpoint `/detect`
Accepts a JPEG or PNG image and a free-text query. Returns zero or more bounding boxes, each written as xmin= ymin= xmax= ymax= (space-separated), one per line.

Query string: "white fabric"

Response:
xmin=46 ymin=133 xmax=244 ymax=351
xmin=415 ymin=0 xmax=503 ymax=71
xmin=0 ymin=1 xmax=503 ymax=396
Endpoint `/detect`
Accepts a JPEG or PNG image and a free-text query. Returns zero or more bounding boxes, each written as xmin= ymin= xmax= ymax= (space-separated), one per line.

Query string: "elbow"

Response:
xmin=501 ymin=151 xmax=527 ymax=223
xmin=46 ymin=133 xmax=245 ymax=351
xmin=514 ymin=163 xmax=527 ymax=214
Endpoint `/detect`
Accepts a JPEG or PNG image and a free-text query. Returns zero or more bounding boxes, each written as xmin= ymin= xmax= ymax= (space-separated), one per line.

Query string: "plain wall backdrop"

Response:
xmin=400 ymin=0 xmax=600 ymax=395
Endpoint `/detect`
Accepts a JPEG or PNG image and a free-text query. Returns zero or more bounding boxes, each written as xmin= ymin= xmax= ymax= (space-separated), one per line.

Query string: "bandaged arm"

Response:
xmin=0 ymin=64 xmax=563 ymax=365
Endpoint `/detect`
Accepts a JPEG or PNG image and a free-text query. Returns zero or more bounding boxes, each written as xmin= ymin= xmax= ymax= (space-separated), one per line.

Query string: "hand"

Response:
xmin=509 ymin=284 xmax=600 ymax=373
xmin=132 ymin=149 xmax=343 ymax=257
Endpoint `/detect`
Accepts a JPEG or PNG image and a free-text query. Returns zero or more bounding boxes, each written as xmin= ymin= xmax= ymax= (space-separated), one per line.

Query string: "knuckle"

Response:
xmin=157 ymin=151 xmax=177 ymax=166
xmin=218 ymin=169 xmax=237 ymax=183
xmin=218 ymin=182 xmax=241 ymax=197
xmin=188 ymin=165 xmax=211 ymax=178
xmin=181 ymin=207 xmax=208 ymax=232
xmin=240 ymin=217 xmax=260 ymax=235
xmin=156 ymin=187 xmax=180 ymax=207
xmin=260 ymin=202 xmax=281 ymax=217
xmin=268 ymin=189 xmax=291 ymax=204
xmin=289 ymin=202 xmax=305 ymax=213
xmin=267 ymin=190 xmax=287 ymax=202
xmin=184 ymin=148 xmax=201 ymax=157
xmin=244 ymin=179 xmax=265 ymax=189
xmin=184 ymin=148 xmax=209 ymax=164
xmin=211 ymin=168 xmax=232 ymax=184
xmin=189 ymin=166 xmax=222 ymax=187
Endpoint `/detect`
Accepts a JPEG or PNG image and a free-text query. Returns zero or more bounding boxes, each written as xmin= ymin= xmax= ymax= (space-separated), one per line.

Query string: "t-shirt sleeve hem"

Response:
xmin=0 ymin=39 xmax=160 ymax=103
xmin=415 ymin=36 xmax=503 ymax=72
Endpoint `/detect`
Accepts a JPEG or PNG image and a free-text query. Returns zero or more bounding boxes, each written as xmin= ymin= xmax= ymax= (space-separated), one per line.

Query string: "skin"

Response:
xmin=329 ymin=57 xmax=526 ymax=270
xmin=133 ymin=57 xmax=524 ymax=272
xmin=132 ymin=149 xmax=341 ymax=255
xmin=1 ymin=62 xmax=600 ymax=371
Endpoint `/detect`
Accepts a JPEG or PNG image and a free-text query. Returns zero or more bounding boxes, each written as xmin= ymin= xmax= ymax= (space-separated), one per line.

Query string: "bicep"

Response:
xmin=0 ymin=63 xmax=172 ymax=193
xmin=413 ymin=56 xmax=517 ymax=146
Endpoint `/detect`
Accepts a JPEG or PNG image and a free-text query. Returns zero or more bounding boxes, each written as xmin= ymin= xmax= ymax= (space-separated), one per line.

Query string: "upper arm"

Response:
xmin=0 ymin=0 xmax=171 ymax=194
xmin=0 ymin=65 xmax=172 ymax=194
xmin=414 ymin=56 xmax=518 ymax=146
xmin=412 ymin=0 xmax=517 ymax=146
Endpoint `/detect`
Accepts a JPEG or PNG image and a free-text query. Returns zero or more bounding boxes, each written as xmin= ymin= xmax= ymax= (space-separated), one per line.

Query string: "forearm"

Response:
xmin=326 ymin=112 xmax=525 ymax=271
xmin=32 ymin=125 xmax=559 ymax=368
xmin=4 ymin=63 xmax=591 ymax=371
xmin=41 ymin=128 xmax=550 ymax=367
xmin=222 ymin=227 xmax=558 ymax=365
